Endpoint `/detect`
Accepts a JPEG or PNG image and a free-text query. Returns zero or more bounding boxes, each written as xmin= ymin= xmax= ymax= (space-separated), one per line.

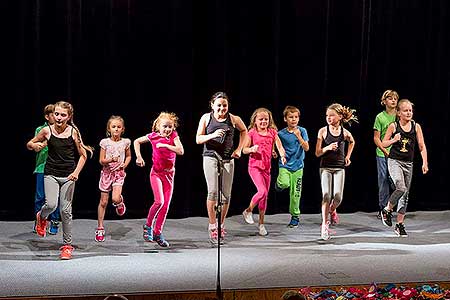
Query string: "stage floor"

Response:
xmin=1 ymin=211 xmax=449 ymax=298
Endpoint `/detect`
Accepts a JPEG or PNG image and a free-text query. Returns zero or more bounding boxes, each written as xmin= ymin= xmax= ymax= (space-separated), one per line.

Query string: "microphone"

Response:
xmin=218 ymin=128 xmax=230 ymax=144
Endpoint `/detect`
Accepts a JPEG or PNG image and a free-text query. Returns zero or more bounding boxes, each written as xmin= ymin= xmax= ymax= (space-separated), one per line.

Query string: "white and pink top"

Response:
xmin=99 ymin=137 xmax=131 ymax=171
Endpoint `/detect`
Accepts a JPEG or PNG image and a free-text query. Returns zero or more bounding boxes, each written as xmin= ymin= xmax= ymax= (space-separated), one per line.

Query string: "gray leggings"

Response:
xmin=320 ymin=168 xmax=345 ymax=207
xmin=387 ymin=158 xmax=413 ymax=214
xmin=203 ymin=156 xmax=234 ymax=203
xmin=42 ymin=175 xmax=75 ymax=245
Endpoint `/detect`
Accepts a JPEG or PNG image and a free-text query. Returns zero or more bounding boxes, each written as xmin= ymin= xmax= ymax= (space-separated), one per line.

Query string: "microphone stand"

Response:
xmin=212 ymin=151 xmax=224 ymax=300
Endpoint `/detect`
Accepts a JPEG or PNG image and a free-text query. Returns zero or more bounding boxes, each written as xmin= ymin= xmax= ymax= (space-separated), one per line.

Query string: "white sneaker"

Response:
xmin=259 ymin=224 xmax=268 ymax=236
xmin=242 ymin=210 xmax=254 ymax=224
xmin=321 ymin=221 xmax=331 ymax=240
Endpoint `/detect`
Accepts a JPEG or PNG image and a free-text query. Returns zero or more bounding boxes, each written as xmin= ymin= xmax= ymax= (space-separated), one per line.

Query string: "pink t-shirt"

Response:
xmin=147 ymin=131 xmax=178 ymax=172
xmin=99 ymin=137 xmax=131 ymax=171
xmin=248 ymin=128 xmax=277 ymax=171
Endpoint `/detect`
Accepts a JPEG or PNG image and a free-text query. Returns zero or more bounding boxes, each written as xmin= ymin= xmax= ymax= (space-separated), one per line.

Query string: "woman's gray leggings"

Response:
xmin=203 ymin=156 xmax=234 ymax=203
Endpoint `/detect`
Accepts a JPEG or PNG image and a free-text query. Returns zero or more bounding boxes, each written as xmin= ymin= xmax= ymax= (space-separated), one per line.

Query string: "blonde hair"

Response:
xmin=327 ymin=103 xmax=359 ymax=125
xmin=152 ymin=112 xmax=179 ymax=132
xmin=283 ymin=105 xmax=300 ymax=118
xmin=380 ymin=89 xmax=399 ymax=105
xmin=54 ymin=101 xmax=94 ymax=158
xmin=248 ymin=107 xmax=277 ymax=130
xmin=397 ymin=98 xmax=414 ymax=110
xmin=396 ymin=98 xmax=414 ymax=119
xmin=106 ymin=115 xmax=125 ymax=137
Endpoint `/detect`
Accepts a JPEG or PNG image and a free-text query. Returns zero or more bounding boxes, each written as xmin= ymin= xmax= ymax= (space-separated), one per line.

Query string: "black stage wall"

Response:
xmin=6 ymin=0 xmax=450 ymax=220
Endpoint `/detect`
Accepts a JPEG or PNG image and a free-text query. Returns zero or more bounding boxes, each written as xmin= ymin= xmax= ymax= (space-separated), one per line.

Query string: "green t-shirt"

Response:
xmin=373 ymin=111 xmax=396 ymax=157
xmin=33 ymin=123 xmax=48 ymax=174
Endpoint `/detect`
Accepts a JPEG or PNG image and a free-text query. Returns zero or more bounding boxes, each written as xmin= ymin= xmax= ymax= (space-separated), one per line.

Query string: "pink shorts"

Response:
xmin=98 ymin=169 xmax=126 ymax=192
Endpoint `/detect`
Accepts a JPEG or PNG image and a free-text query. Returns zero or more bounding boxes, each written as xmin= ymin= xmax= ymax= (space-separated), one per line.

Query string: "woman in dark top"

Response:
xmin=195 ymin=92 xmax=247 ymax=245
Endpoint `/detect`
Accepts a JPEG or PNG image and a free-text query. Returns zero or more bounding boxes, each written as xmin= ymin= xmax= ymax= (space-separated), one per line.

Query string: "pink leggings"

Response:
xmin=146 ymin=168 xmax=174 ymax=235
xmin=248 ymin=167 xmax=271 ymax=212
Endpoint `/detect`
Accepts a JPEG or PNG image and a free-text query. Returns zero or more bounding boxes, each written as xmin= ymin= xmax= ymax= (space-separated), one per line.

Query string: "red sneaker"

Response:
xmin=114 ymin=196 xmax=126 ymax=216
xmin=95 ymin=227 xmax=105 ymax=242
xmin=35 ymin=212 xmax=48 ymax=237
xmin=60 ymin=245 xmax=74 ymax=260
xmin=330 ymin=210 xmax=340 ymax=225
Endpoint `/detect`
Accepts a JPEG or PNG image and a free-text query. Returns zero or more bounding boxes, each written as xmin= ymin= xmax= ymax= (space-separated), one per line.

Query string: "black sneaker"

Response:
xmin=381 ymin=208 xmax=392 ymax=227
xmin=287 ymin=216 xmax=299 ymax=228
xmin=154 ymin=233 xmax=170 ymax=248
xmin=394 ymin=223 xmax=408 ymax=237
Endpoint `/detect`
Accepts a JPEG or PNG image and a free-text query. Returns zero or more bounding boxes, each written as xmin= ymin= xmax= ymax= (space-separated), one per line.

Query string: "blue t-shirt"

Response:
xmin=278 ymin=126 xmax=309 ymax=172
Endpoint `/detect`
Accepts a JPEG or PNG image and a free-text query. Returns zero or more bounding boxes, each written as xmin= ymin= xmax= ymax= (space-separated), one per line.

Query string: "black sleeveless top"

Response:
xmin=320 ymin=125 xmax=345 ymax=168
xmin=203 ymin=112 xmax=235 ymax=160
xmin=44 ymin=126 xmax=77 ymax=177
xmin=389 ymin=120 xmax=416 ymax=162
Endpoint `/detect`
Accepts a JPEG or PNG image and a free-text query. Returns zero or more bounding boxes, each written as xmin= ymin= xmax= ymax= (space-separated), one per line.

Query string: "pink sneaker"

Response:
xmin=95 ymin=227 xmax=105 ymax=242
xmin=208 ymin=227 xmax=218 ymax=245
xmin=220 ymin=227 xmax=226 ymax=239
xmin=208 ymin=227 xmax=224 ymax=245
xmin=114 ymin=196 xmax=126 ymax=216
xmin=330 ymin=210 xmax=340 ymax=225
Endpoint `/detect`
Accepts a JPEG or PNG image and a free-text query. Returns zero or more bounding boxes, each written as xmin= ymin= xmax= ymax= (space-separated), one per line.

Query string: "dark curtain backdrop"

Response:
xmin=6 ymin=0 xmax=449 ymax=220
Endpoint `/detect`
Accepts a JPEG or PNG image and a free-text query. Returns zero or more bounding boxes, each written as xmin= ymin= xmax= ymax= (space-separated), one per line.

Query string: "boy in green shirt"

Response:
xmin=32 ymin=104 xmax=60 ymax=234
xmin=373 ymin=90 xmax=398 ymax=218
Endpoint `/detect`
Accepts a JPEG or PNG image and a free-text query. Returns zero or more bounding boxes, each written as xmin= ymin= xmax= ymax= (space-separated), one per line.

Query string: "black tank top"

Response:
xmin=203 ymin=112 xmax=235 ymax=160
xmin=44 ymin=126 xmax=77 ymax=177
xmin=320 ymin=125 xmax=345 ymax=168
xmin=389 ymin=120 xmax=416 ymax=162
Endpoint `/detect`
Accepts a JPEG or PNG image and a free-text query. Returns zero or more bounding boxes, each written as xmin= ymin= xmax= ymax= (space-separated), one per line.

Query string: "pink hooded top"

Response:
xmin=147 ymin=131 xmax=178 ymax=172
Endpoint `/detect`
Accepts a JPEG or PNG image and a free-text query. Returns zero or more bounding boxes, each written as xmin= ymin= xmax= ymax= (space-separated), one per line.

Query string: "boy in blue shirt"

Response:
xmin=276 ymin=106 xmax=309 ymax=227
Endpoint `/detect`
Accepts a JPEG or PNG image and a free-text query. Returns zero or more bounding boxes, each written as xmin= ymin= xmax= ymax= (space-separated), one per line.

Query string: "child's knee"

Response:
xmin=322 ymin=193 xmax=331 ymax=203
xmin=332 ymin=194 xmax=342 ymax=207
xmin=111 ymin=195 xmax=122 ymax=205
xmin=277 ymin=181 xmax=289 ymax=190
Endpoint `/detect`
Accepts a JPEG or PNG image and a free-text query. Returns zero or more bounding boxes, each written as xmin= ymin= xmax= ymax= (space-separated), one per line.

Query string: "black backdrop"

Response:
xmin=6 ymin=0 xmax=449 ymax=221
